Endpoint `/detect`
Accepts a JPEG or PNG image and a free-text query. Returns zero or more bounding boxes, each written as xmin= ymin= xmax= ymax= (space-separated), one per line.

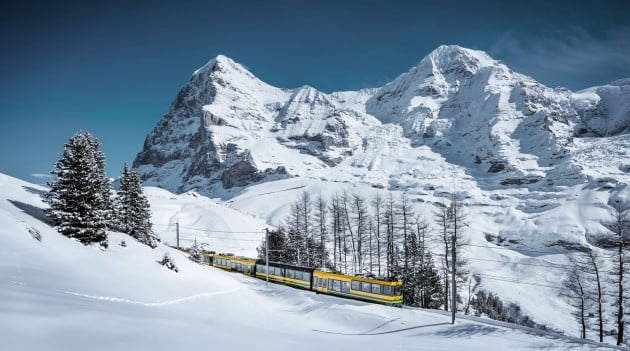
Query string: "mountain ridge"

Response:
xmin=133 ymin=44 xmax=629 ymax=197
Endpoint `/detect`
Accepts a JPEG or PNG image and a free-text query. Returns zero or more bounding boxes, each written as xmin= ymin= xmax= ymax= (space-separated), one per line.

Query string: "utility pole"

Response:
xmin=451 ymin=233 xmax=456 ymax=324
xmin=176 ymin=221 xmax=180 ymax=249
xmin=265 ymin=228 xmax=269 ymax=283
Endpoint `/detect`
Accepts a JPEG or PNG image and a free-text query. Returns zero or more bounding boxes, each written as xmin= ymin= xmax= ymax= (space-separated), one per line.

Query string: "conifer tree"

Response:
xmin=44 ymin=132 xmax=110 ymax=248
xmin=114 ymin=163 xmax=158 ymax=248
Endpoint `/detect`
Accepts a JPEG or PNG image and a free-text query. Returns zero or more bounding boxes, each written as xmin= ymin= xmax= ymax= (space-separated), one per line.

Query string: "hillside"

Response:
xmin=0 ymin=172 xmax=623 ymax=350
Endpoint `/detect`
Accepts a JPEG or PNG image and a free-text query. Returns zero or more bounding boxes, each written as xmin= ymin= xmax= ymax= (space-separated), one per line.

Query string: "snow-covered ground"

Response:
xmin=1 ymin=172 xmax=626 ymax=350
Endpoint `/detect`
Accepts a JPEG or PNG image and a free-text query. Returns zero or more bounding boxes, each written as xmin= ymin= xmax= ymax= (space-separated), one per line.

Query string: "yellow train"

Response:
xmin=209 ymin=253 xmax=403 ymax=306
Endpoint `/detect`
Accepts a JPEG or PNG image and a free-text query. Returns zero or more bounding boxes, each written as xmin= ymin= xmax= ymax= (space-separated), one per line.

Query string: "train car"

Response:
xmin=312 ymin=270 xmax=403 ymax=306
xmin=200 ymin=251 xmax=213 ymax=266
xmin=254 ymin=260 xmax=314 ymax=290
xmin=212 ymin=254 xmax=256 ymax=276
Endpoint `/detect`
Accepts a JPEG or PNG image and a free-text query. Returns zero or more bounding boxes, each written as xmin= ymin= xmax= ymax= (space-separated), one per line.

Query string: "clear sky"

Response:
xmin=1 ymin=0 xmax=629 ymax=183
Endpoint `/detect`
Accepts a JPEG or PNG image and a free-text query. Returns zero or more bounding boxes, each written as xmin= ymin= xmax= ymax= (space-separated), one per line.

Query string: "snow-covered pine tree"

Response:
xmin=88 ymin=135 xmax=114 ymax=229
xmin=44 ymin=132 xmax=110 ymax=248
xmin=114 ymin=163 xmax=158 ymax=248
xmin=114 ymin=163 xmax=132 ymax=233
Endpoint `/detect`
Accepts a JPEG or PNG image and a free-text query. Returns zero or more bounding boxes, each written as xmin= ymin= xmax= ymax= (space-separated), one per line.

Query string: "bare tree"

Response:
xmin=399 ymin=193 xmax=413 ymax=277
xmin=607 ymin=201 xmax=630 ymax=345
xmin=572 ymin=250 xmax=605 ymax=342
xmin=315 ymin=195 xmax=328 ymax=268
xmin=329 ymin=194 xmax=342 ymax=272
xmin=385 ymin=193 xmax=398 ymax=278
xmin=565 ymin=257 xmax=590 ymax=339
xmin=372 ymin=192 xmax=384 ymax=277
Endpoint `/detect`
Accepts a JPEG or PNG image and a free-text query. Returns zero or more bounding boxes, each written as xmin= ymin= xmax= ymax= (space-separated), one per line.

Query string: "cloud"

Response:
xmin=490 ymin=26 xmax=630 ymax=85
xmin=30 ymin=173 xmax=52 ymax=179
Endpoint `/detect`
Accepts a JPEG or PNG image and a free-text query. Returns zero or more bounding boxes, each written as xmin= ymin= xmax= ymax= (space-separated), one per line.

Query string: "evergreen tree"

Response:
xmin=114 ymin=163 xmax=158 ymax=248
xmin=257 ymin=229 xmax=289 ymax=262
xmin=44 ymin=132 xmax=110 ymax=248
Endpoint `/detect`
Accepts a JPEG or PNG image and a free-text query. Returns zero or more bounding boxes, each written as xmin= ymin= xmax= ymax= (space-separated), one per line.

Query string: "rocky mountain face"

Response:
xmin=133 ymin=45 xmax=629 ymax=197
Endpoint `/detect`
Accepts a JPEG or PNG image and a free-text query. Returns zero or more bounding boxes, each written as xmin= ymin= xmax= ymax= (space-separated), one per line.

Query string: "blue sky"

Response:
xmin=1 ymin=0 xmax=629 ymax=182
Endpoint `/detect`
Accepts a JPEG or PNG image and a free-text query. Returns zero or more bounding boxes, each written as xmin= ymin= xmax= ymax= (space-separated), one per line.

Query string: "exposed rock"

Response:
xmin=488 ymin=161 xmax=506 ymax=173
xmin=500 ymin=176 xmax=542 ymax=186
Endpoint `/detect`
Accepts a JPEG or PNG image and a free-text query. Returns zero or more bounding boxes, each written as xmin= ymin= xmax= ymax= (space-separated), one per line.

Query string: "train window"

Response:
xmin=394 ymin=286 xmax=402 ymax=296
xmin=304 ymin=273 xmax=311 ymax=282
xmin=361 ymin=282 xmax=371 ymax=292
xmin=321 ymin=278 xmax=327 ymax=288
xmin=351 ymin=280 xmax=360 ymax=290
xmin=286 ymin=269 xmax=294 ymax=279
xmin=372 ymin=284 xmax=382 ymax=294
xmin=341 ymin=281 xmax=350 ymax=293
xmin=332 ymin=280 xmax=341 ymax=292
xmin=383 ymin=286 xmax=393 ymax=296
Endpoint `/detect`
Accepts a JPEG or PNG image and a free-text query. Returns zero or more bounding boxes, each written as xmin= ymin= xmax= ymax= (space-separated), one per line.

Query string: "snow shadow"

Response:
xmin=314 ymin=322 xmax=451 ymax=336
xmin=7 ymin=200 xmax=52 ymax=225
xmin=21 ymin=186 xmax=47 ymax=197
xmin=432 ymin=324 xmax=503 ymax=337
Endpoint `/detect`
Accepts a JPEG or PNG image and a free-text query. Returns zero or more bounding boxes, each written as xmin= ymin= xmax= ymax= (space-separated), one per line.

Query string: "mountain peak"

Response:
xmin=420 ymin=45 xmax=497 ymax=74
xmin=193 ymin=54 xmax=254 ymax=78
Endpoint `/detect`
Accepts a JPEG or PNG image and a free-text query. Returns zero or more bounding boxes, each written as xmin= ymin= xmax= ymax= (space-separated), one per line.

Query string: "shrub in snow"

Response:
xmin=43 ymin=131 xmax=111 ymax=248
xmin=159 ymin=253 xmax=178 ymax=272
xmin=27 ymin=226 xmax=42 ymax=242
xmin=188 ymin=240 xmax=203 ymax=263
xmin=120 ymin=240 xmax=127 ymax=247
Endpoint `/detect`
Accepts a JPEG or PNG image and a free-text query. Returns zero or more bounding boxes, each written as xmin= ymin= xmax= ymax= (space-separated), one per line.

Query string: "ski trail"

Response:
xmin=61 ymin=286 xmax=241 ymax=306
xmin=313 ymin=322 xmax=451 ymax=336
xmin=361 ymin=318 xmax=400 ymax=334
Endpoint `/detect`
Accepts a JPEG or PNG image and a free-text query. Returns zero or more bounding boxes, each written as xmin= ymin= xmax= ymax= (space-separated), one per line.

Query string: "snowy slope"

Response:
xmin=0 ymin=173 xmax=624 ymax=350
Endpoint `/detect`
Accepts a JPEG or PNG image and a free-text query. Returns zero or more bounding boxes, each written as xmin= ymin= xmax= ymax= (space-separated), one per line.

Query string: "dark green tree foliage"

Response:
xmin=115 ymin=163 xmax=158 ymax=248
xmin=257 ymin=229 xmax=290 ymax=262
xmin=44 ymin=132 xmax=111 ymax=248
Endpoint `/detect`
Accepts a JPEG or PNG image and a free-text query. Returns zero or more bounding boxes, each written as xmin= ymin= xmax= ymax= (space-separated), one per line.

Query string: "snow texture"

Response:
xmin=0 ymin=172 xmax=625 ymax=350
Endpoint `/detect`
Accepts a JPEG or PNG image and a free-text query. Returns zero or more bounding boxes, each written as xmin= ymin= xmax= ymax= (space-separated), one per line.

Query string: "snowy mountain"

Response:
xmin=134 ymin=45 xmax=629 ymax=196
xmin=127 ymin=45 xmax=630 ymax=336
xmin=0 ymin=172 xmax=624 ymax=350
